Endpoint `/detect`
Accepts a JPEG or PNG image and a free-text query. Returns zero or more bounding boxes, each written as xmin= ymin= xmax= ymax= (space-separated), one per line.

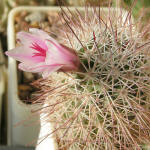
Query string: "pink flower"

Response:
xmin=6 ymin=28 xmax=80 ymax=78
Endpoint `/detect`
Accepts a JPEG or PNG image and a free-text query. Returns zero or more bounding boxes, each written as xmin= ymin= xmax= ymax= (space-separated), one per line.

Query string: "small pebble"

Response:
xmin=39 ymin=21 xmax=50 ymax=29
xmin=23 ymin=72 xmax=34 ymax=83
xmin=30 ymin=21 xmax=40 ymax=28
xmin=25 ymin=12 xmax=46 ymax=23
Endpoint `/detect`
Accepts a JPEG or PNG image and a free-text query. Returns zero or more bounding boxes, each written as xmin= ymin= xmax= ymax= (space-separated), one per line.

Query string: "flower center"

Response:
xmin=30 ymin=42 xmax=46 ymax=58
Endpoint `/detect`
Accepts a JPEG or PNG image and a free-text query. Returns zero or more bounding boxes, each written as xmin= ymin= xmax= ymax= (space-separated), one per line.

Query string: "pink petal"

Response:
xmin=42 ymin=66 xmax=62 ymax=78
xmin=17 ymin=31 xmax=48 ymax=50
xmin=60 ymin=44 xmax=79 ymax=63
xmin=18 ymin=62 xmax=48 ymax=73
xmin=29 ymin=28 xmax=61 ymax=49
xmin=45 ymin=41 xmax=79 ymax=69
xmin=19 ymin=62 xmax=62 ymax=78
xmin=45 ymin=45 xmax=63 ymax=65
xmin=29 ymin=28 xmax=51 ymax=41
xmin=45 ymin=41 xmax=71 ymax=65
xmin=5 ymin=46 xmax=45 ymax=63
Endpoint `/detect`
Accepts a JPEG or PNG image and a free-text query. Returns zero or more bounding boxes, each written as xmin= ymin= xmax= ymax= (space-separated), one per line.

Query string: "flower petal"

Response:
xmin=42 ymin=65 xmax=62 ymax=78
xmin=29 ymin=28 xmax=51 ymax=41
xmin=5 ymin=46 xmax=45 ymax=63
xmin=45 ymin=40 xmax=71 ymax=65
xmin=17 ymin=31 xmax=48 ymax=50
xmin=18 ymin=62 xmax=48 ymax=73
xmin=29 ymin=28 xmax=61 ymax=49
xmin=19 ymin=62 xmax=62 ymax=78
xmin=45 ymin=41 xmax=79 ymax=69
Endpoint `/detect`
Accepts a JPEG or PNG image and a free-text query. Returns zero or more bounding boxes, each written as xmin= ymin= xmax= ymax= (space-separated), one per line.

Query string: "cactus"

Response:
xmin=32 ymin=7 xmax=150 ymax=150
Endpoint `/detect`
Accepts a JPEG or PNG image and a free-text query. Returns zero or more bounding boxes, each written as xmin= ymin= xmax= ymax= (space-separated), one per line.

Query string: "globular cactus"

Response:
xmin=33 ymin=7 xmax=150 ymax=150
